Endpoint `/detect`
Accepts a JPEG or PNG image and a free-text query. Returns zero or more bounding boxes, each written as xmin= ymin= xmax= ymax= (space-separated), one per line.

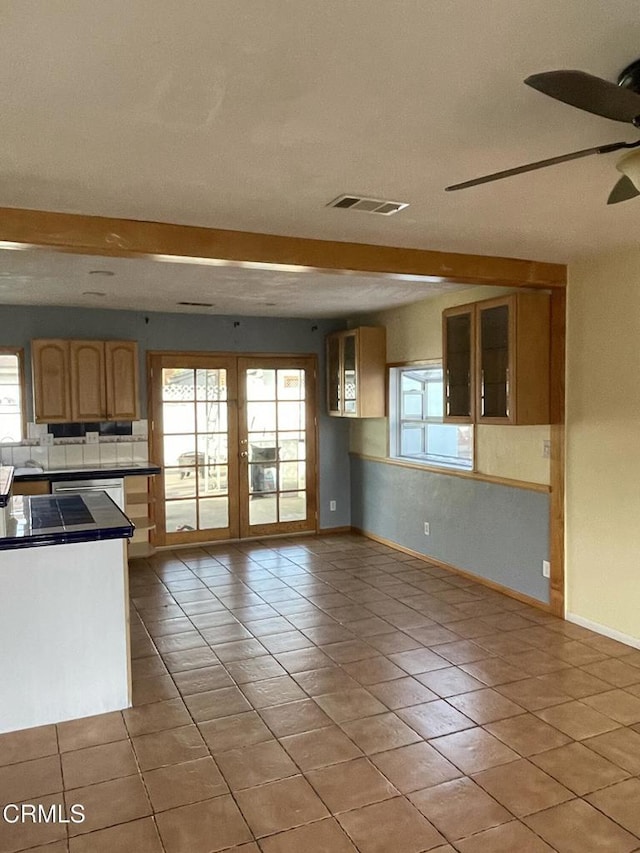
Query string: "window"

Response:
xmin=0 ymin=349 xmax=25 ymax=443
xmin=389 ymin=363 xmax=473 ymax=470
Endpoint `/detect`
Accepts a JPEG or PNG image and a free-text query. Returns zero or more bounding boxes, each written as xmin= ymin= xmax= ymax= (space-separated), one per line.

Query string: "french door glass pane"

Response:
xmin=162 ymin=369 xmax=196 ymax=401
xmin=197 ymin=433 xmax=228 ymax=465
xmin=196 ymin=369 xmax=227 ymax=401
xmin=163 ymin=403 xmax=196 ymax=433
xmin=197 ymin=402 xmax=227 ymax=433
xmin=247 ymin=401 xmax=276 ymax=431
xmin=249 ymin=493 xmax=278 ymax=526
xmin=163 ymin=434 xmax=196 ymax=466
xmin=281 ymin=460 xmax=305 ymax=491
xmin=277 ymin=401 xmax=305 ymax=429
xmin=164 ymin=469 xmax=197 ymax=499
xmin=278 ymin=431 xmax=305 ymax=461
xmin=277 ymin=369 xmax=305 ymax=400
xmin=165 ymin=499 xmax=197 ymax=532
xmin=246 ymin=369 xmax=276 ymax=400
xmin=199 ymin=497 xmax=229 ymax=529
xmin=279 ymin=491 xmax=306 ymax=522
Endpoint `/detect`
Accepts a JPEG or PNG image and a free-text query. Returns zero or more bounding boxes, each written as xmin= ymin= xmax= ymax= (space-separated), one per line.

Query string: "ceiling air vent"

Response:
xmin=327 ymin=194 xmax=409 ymax=215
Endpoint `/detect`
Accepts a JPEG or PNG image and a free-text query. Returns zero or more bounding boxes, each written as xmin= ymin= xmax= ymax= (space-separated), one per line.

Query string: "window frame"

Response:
xmin=0 ymin=347 xmax=27 ymax=443
xmin=388 ymin=359 xmax=474 ymax=472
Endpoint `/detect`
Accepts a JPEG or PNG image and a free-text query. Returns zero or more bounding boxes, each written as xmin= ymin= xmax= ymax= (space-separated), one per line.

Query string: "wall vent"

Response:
xmin=327 ymin=194 xmax=409 ymax=215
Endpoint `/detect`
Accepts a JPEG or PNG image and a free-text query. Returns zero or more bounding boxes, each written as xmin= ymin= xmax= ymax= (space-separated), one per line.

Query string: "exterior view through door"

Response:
xmin=149 ymin=353 xmax=317 ymax=545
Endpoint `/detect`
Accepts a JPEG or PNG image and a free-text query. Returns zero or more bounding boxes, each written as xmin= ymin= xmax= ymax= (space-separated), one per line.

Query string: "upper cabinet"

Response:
xmin=32 ymin=339 xmax=72 ymax=423
xmin=443 ymin=292 xmax=550 ymax=426
xmin=33 ymin=338 xmax=139 ymax=423
xmin=326 ymin=327 xmax=386 ymax=418
xmin=442 ymin=305 xmax=474 ymax=423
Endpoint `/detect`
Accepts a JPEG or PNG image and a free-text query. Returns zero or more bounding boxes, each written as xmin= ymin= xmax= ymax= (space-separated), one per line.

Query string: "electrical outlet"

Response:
xmin=329 ymin=500 xmax=336 ymax=512
xmin=424 ymin=522 xmax=430 ymax=536
xmin=85 ymin=432 xmax=99 ymax=444
xmin=542 ymin=560 xmax=550 ymax=578
xmin=543 ymin=440 xmax=551 ymax=459
xmin=39 ymin=433 xmax=53 ymax=447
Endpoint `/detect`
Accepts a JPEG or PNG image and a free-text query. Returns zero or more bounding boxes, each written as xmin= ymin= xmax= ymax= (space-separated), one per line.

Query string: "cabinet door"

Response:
xmin=326 ymin=333 xmax=342 ymax=415
xmin=70 ymin=340 xmax=106 ymax=421
xmin=342 ymin=332 xmax=358 ymax=415
xmin=105 ymin=341 xmax=139 ymax=421
xmin=443 ymin=306 xmax=474 ymax=422
xmin=32 ymin=339 xmax=71 ymax=423
xmin=477 ymin=299 xmax=513 ymax=423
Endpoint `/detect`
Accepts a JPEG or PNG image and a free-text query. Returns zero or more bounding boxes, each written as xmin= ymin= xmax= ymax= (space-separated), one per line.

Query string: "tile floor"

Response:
xmin=2 ymin=533 xmax=640 ymax=852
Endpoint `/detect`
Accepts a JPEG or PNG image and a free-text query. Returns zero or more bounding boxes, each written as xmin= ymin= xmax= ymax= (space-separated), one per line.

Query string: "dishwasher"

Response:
xmin=51 ymin=478 xmax=125 ymax=511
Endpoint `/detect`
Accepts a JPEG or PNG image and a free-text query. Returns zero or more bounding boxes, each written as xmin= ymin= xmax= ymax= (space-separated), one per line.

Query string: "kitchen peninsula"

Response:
xmin=0 ymin=466 xmax=135 ymax=734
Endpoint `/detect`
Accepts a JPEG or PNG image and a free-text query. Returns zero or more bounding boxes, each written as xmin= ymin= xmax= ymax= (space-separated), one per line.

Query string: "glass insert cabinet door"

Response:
xmin=150 ymin=353 xmax=317 ymax=545
xmin=477 ymin=302 xmax=511 ymax=421
xmin=442 ymin=306 xmax=474 ymax=422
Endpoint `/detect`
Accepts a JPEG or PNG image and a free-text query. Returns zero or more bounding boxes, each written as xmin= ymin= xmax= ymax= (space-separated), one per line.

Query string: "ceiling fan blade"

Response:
xmin=607 ymin=174 xmax=640 ymax=204
xmin=445 ymin=141 xmax=629 ymax=191
xmin=525 ymin=70 xmax=640 ymax=124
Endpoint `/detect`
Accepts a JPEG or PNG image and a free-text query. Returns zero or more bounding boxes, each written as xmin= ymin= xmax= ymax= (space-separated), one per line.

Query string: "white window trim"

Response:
xmin=389 ymin=361 xmax=473 ymax=472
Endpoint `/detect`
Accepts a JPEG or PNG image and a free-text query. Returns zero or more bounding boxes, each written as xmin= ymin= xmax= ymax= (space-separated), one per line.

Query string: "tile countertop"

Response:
xmin=0 ymin=491 xmax=135 ymax=551
xmin=0 ymin=466 xmax=14 ymax=508
xmin=12 ymin=461 xmax=161 ymax=482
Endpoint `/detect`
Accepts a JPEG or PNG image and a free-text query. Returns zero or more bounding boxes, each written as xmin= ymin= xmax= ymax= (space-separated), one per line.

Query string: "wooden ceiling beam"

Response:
xmin=0 ymin=207 xmax=566 ymax=288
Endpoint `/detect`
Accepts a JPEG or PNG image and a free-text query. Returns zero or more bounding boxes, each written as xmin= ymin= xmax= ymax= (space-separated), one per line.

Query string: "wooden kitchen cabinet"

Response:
xmin=70 ymin=340 xmax=106 ymax=421
xmin=475 ymin=293 xmax=550 ymax=425
xmin=33 ymin=338 xmax=139 ymax=423
xmin=326 ymin=327 xmax=386 ymax=418
xmin=32 ymin=339 xmax=71 ymax=423
xmin=105 ymin=341 xmax=139 ymax=421
xmin=442 ymin=292 xmax=549 ymax=426
xmin=442 ymin=304 xmax=475 ymax=423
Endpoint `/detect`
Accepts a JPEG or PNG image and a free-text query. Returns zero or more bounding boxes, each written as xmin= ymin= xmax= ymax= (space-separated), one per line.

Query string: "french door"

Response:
xmin=149 ymin=353 xmax=317 ymax=545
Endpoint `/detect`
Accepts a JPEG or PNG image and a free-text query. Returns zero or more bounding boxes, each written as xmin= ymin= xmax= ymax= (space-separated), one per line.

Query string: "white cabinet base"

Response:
xmin=0 ymin=538 xmax=131 ymax=734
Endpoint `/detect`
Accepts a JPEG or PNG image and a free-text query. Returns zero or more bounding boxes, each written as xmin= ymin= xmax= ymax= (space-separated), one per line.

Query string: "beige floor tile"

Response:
xmin=484 ymin=713 xmax=571 ymax=757
xmin=292 ymin=666 xmax=360 ymax=695
xmin=0 ymin=755 xmax=62 ymax=804
xmin=370 ymin=742 xmax=461 ymax=793
xmin=123 ymin=698 xmax=191 ymax=737
xmin=430 ymin=728 xmax=519 ymax=774
xmin=132 ymin=674 xmax=180 ymax=705
xmin=172 ymin=664 xmax=234 ymax=695
xmin=430 ymin=640 xmax=493 ymax=665
xmin=584 ymin=726 xmax=640 ymax=773
xmin=280 ymin=726 xmax=362 ymax=770
xmin=259 ymin=631 xmax=315 ymax=654
xmin=143 ymin=756 xmax=227 ymax=811
xmin=397 ymin=700 xmax=475 ymax=739
xmin=388 ymin=648 xmax=449 ymax=675
xmin=235 ymin=775 xmax=329 ymax=837
xmin=472 ymin=757 xmax=573 ymax=816
xmin=68 ymin=817 xmax=163 ymax=853
xmin=226 ymin=657 xmax=288 ymax=684
xmin=530 ymin=741 xmax=630 ymax=795
xmin=306 ymin=757 xmax=398 ymax=812
xmin=523 ymin=798 xmax=638 ymax=853
xmin=199 ymin=711 xmax=273 ymax=754
xmin=155 ymin=795 xmax=252 ymax=853
xmin=258 ymin=817 xmax=358 ymax=852
xmin=366 ymin=631 xmax=422 ymax=655
xmin=534 ymin=700 xmax=621 ymax=740
xmin=0 ymin=794 xmax=67 ymax=853
xmin=275 ymin=648 xmax=335 ymax=673
xmin=61 ymin=740 xmax=137 ymax=789
xmin=341 ymin=656 xmax=407 ymax=684
xmin=132 ymin=725 xmax=208 ymax=771
xmin=586 ymin=777 xmax=640 ymax=836
xmin=581 ymin=658 xmax=640 ymax=688
xmin=184 ymin=686 xmax=252 ymax=722
xmin=534 ymin=668 xmax=612 ymax=699
xmin=341 ymin=712 xmax=422 ymax=754
xmin=315 ymin=688 xmax=388 ymax=722
xmin=367 ymin=677 xmax=438 ymax=710
xmin=214 ymin=740 xmax=298 ymax=790
xmin=239 ymin=676 xmax=306 ymax=709
xmin=458 ymin=659 xmax=528 ymax=686
xmin=260 ymin=699 xmax=332 ymax=737
xmin=57 ymin=712 xmax=126 ymax=753
xmin=447 ymin=688 xmax=525 ymax=724
xmin=415 ymin=667 xmax=486 ymax=698
xmin=454 ymin=820 xmax=556 ymax=852
xmin=162 ymin=646 xmax=220 ymax=672
xmin=409 ymin=777 xmax=511 ymax=840
xmin=336 ymin=796 xmax=445 ymax=853
xmin=581 ymin=688 xmax=640 ymax=724
xmin=65 ymin=775 xmax=151 ymax=836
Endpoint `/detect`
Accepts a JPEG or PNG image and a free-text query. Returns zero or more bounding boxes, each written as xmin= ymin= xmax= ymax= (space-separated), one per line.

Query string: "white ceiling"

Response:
xmin=2 ymin=0 xmax=640 ymax=315
xmin=0 ymin=249 xmax=464 ymax=318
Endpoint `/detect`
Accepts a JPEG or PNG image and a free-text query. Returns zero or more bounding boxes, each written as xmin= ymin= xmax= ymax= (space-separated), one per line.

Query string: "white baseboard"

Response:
xmin=566 ymin=612 xmax=640 ymax=651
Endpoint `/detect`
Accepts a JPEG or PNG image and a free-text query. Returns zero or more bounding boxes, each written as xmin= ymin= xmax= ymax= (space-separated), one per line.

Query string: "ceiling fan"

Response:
xmin=445 ymin=59 xmax=640 ymax=204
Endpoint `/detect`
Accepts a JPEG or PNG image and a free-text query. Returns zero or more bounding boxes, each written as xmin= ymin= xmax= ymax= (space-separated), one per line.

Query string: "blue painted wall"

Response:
xmin=1 ymin=305 xmax=351 ymax=529
xmin=351 ymin=455 xmax=550 ymax=603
